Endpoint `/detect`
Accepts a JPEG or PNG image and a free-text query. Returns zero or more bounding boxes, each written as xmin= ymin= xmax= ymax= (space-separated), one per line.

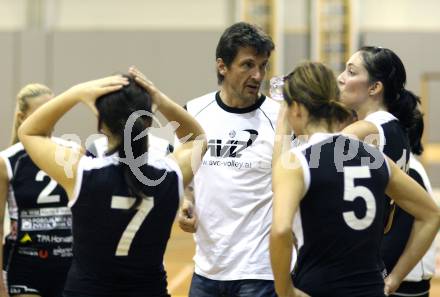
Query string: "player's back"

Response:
xmin=0 ymin=142 xmax=72 ymax=259
xmin=64 ymin=152 xmax=183 ymax=296
xmin=292 ymin=133 xmax=389 ymax=297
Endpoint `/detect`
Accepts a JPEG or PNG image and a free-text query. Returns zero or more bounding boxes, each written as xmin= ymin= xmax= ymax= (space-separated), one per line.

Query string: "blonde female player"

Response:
xmin=0 ymin=84 xmax=73 ymax=297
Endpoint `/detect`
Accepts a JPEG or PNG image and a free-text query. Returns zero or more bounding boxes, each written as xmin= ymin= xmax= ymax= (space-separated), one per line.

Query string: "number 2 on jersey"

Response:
xmin=343 ymin=166 xmax=376 ymax=231
xmin=111 ymin=196 xmax=154 ymax=256
xmin=35 ymin=170 xmax=61 ymax=204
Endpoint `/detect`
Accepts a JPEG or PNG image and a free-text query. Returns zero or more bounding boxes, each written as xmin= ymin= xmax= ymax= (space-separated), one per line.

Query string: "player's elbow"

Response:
xmin=17 ymin=125 xmax=28 ymax=144
xmin=199 ymin=135 xmax=208 ymax=155
xmin=432 ymin=208 xmax=440 ymax=229
xmin=419 ymin=206 xmax=440 ymax=230
xmin=270 ymin=224 xmax=292 ymax=241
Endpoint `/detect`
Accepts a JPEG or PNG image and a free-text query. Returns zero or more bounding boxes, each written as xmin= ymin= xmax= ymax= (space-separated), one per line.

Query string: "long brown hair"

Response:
xmin=283 ymin=61 xmax=353 ymax=131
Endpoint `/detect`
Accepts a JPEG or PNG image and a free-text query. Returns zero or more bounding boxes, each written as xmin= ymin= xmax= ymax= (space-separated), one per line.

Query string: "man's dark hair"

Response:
xmin=215 ymin=22 xmax=274 ymax=84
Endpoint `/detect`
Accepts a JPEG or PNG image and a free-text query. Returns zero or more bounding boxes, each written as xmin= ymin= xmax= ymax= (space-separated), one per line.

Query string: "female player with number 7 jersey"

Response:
xmin=270 ymin=62 xmax=440 ymax=297
xmin=17 ymin=67 xmax=207 ymax=297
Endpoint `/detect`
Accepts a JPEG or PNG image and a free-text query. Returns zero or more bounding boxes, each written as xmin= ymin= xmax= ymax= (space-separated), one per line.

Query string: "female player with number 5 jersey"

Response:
xmin=269 ymin=62 xmax=440 ymax=297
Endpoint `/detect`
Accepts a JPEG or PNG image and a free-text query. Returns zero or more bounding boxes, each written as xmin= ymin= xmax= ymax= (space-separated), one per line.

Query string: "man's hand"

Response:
xmin=178 ymin=198 xmax=197 ymax=233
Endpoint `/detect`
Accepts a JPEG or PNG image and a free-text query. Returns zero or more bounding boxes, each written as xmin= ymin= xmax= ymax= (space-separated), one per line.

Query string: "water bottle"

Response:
xmin=269 ymin=76 xmax=285 ymax=101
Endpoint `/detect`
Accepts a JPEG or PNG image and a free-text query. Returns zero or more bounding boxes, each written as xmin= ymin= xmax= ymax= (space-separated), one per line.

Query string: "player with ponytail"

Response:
xmin=270 ymin=61 xmax=440 ymax=297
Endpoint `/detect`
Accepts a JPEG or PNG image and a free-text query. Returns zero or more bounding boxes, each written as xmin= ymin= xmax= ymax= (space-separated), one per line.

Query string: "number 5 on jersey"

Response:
xmin=343 ymin=166 xmax=376 ymax=231
xmin=111 ymin=196 xmax=154 ymax=256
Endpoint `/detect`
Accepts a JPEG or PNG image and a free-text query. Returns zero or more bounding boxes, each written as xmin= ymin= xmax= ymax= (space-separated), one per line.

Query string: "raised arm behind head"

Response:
xmin=128 ymin=67 xmax=206 ymax=188
xmin=18 ymin=75 xmax=129 ymax=198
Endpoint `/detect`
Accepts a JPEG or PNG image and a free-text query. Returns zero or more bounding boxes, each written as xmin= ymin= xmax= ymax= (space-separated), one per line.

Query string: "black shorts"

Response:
xmin=63 ymin=260 xmax=170 ymax=297
xmin=391 ymin=279 xmax=431 ymax=297
xmin=63 ymin=292 xmax=171 ymax=297
xmin=5 ymin=249 xmax=71 ymax=297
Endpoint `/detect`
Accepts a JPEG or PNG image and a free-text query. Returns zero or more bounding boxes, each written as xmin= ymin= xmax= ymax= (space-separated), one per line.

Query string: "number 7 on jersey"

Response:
xmin=111 ymin=196 xmax=154 ymax=256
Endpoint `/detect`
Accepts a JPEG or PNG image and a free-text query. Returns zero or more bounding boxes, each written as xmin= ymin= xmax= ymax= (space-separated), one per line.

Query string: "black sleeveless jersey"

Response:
xmin=291 ymin=133 xmax=389 ymax=297
xmin=63 ymin=153 xmax=183 ymax=296
xmin=364 ymin=111 xmax=412 ymax=275
xmin=0 ymin=142 xmax=72 ymax=260
xmin=384 ymin=154 xmax=437 ymax=284
xmin=364 ymin=111 xmax=410 ymax=170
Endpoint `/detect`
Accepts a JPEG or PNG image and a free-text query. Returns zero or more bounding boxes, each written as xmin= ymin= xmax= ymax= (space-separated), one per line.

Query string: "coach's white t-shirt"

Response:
xmin=186 ymin=91 xmax=280 ymax=280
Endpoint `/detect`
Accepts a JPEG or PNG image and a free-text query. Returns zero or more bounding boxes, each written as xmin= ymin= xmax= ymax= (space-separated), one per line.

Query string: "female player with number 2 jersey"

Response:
xmin=17 ymin=67 xmax=207 ymax=297
xmin=0 ymin=84 xmax=73 ymax=297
